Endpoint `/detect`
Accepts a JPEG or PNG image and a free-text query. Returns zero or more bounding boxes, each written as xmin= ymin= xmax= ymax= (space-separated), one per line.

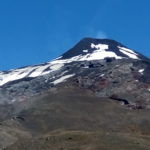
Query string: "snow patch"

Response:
xmin=118 ymin=46 xmax=139 ymax=59
xmin=100 ymin=74 xmax=105 ymax=77
xmin=83 ymin=66 xmax=89 ymax=68
xmin=138 ymin=69 xmax=144 ymax=74
xmin=0 ymin=62 xmax=64 ymax=86
xmin=118 ymin=46 xmax=138 ymax=56
xmin=50 ymin=63 xmax=64 ymax=71
xmin=0 ymin=67 xmax=36 ymax=86
xmin=80 ymin=50 xmax=123 ymax=60
xmin=52 ymin=74 xmax=75 ymax=85
xmin=91 ymin=43 xmax=108 ymax=50
xmin=29 ymin=65 xmax=50 ymax=77
xmin=83 ymin=50 xmax=88 ymax=53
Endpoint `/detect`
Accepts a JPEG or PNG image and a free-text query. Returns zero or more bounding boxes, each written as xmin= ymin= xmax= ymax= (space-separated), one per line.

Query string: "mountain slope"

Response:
xmin=0 ymin=38 xmax=150 ymax=150
xmin=2 ymin=88 xmax=150 ymax=150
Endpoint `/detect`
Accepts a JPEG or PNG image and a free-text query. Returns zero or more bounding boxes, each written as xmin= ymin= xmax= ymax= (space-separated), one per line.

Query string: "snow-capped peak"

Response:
xmin=0 ymin=38 xmax=144 ymax=86
xmin=60 ymin=38 xmax=141 ymax=60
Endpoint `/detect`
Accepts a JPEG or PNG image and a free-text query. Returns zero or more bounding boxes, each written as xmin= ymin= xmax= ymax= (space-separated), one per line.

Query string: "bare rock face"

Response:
xmin=0 ymin=38 xmax=150 ymax=150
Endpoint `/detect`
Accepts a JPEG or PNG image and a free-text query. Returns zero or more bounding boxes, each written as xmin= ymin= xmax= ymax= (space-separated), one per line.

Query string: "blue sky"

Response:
xmin=0 ymin=0 xmax=150 ymax=70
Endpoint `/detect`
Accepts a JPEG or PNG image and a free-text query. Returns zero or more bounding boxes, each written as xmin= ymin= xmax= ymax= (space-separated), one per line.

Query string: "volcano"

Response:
xmin=0 ymin=38 xmax=150 ymax=150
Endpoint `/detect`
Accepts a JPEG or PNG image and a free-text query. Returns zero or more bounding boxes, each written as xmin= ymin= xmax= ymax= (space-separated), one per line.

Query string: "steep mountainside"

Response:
xmin=0 ymin=38 xmax=150 ymax=150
